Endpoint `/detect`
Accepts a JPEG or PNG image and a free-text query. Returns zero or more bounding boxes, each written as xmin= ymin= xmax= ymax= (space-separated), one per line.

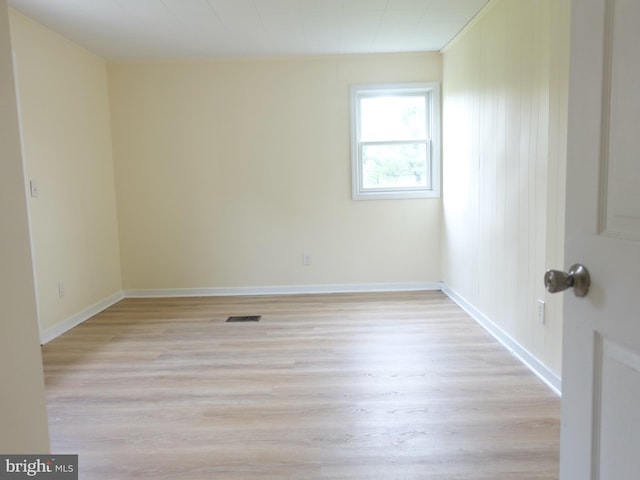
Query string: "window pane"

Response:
xmin=362 ymin=143 xmax=429 ymax=189
xmin=360 ymin=95 xmax=427 ymax=142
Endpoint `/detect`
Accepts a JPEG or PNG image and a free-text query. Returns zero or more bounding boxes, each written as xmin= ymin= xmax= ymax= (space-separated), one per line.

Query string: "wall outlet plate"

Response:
xmin=537 ymin=299 xmax=545 ymax=324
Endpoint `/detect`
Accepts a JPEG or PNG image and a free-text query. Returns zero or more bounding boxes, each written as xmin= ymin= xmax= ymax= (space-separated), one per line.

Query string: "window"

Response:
xmin=350 ymin=82 xmax=440 ymax=200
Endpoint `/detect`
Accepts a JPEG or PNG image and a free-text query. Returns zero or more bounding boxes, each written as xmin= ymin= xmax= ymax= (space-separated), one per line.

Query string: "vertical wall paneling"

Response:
xmin=442 ymin=0 xmax=570 ymax=376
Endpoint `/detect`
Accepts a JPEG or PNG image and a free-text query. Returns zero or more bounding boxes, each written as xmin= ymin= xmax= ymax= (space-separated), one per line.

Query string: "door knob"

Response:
xmin=544 ymin=264 xmax=590 ymax=297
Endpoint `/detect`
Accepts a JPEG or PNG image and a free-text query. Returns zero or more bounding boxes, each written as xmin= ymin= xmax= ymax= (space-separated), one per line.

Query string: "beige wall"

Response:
xmin=0 ymin=0 xmax=49 ymax=452
xmin=108 ymin=54 xmax=443 ymax=292
xmin=10 ymin=10 xmax=123 ymax=332
xmin=441 ymin=0 xmax=570 ymax=375
xmin=6 ymin=1 xmax=570 ymax=389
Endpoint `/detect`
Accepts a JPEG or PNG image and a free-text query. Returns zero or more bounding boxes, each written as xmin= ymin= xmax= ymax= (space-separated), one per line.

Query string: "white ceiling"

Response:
xmin=7 ymin=0 xmax=489 ymax=60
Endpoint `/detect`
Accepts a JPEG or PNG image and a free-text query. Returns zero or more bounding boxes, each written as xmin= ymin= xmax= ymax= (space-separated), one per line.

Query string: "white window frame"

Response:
xmin=350 ymin=82 xmax=441 ymax=200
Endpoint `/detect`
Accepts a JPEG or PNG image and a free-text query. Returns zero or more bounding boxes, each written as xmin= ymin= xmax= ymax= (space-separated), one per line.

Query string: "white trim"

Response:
xmin=40 ymin=291 xmax=125 ymax=344
xmin=350 ymin=82 xmax=441 ymax=200
xmin=440 ymin=0 xmax=499 ymax=53
xmin=443 ymin=285 xmax=562 ymax=397
xmin=125 ymin=282 xmax=443 ymax=298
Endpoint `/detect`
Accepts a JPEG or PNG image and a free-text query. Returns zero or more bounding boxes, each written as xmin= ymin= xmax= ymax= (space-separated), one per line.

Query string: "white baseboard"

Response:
xmin=442 ymin=285 xmax=561 ymax=396
xmin=125 ymin=282 xmax=443 ymax=298
xmin=40 ymin=291 xmax=124 ymax=345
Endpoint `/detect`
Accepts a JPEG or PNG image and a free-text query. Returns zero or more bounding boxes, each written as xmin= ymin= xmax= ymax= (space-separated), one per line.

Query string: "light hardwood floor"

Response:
xmin=42 ymin=291 xmax=560 ymax=479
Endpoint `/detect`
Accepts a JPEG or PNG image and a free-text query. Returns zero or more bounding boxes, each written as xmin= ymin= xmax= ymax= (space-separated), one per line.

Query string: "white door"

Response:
xmin=558 ymin=0 xmax=640 ymax=478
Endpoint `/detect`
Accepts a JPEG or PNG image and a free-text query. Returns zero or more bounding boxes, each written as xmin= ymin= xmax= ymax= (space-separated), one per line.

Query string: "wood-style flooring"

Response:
xmin=41 ymin=291 xmax=560 ymax=479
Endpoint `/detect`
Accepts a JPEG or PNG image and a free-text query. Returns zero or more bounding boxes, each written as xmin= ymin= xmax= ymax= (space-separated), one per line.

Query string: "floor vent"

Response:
xmin=226 ymin=315 xmax=261 ymax=322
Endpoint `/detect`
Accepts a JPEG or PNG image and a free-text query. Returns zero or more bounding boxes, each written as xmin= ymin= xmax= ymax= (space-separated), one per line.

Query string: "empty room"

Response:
xmin=2 ymin=0 xmax=639 ymax=478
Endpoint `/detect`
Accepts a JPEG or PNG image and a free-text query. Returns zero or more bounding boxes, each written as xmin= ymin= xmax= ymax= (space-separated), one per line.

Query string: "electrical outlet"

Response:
xmin=536 ymin=299 xmax=545 ymax=324
xmin=58 ymin=281 xmax=65 ymax=298
xmin=302 ymin=253 xmax=312 ymax=266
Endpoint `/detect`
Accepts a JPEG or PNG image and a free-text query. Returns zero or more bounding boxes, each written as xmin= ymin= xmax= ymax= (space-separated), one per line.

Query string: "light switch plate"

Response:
xmin=30 ymin=180 xmax=39 ymax=198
